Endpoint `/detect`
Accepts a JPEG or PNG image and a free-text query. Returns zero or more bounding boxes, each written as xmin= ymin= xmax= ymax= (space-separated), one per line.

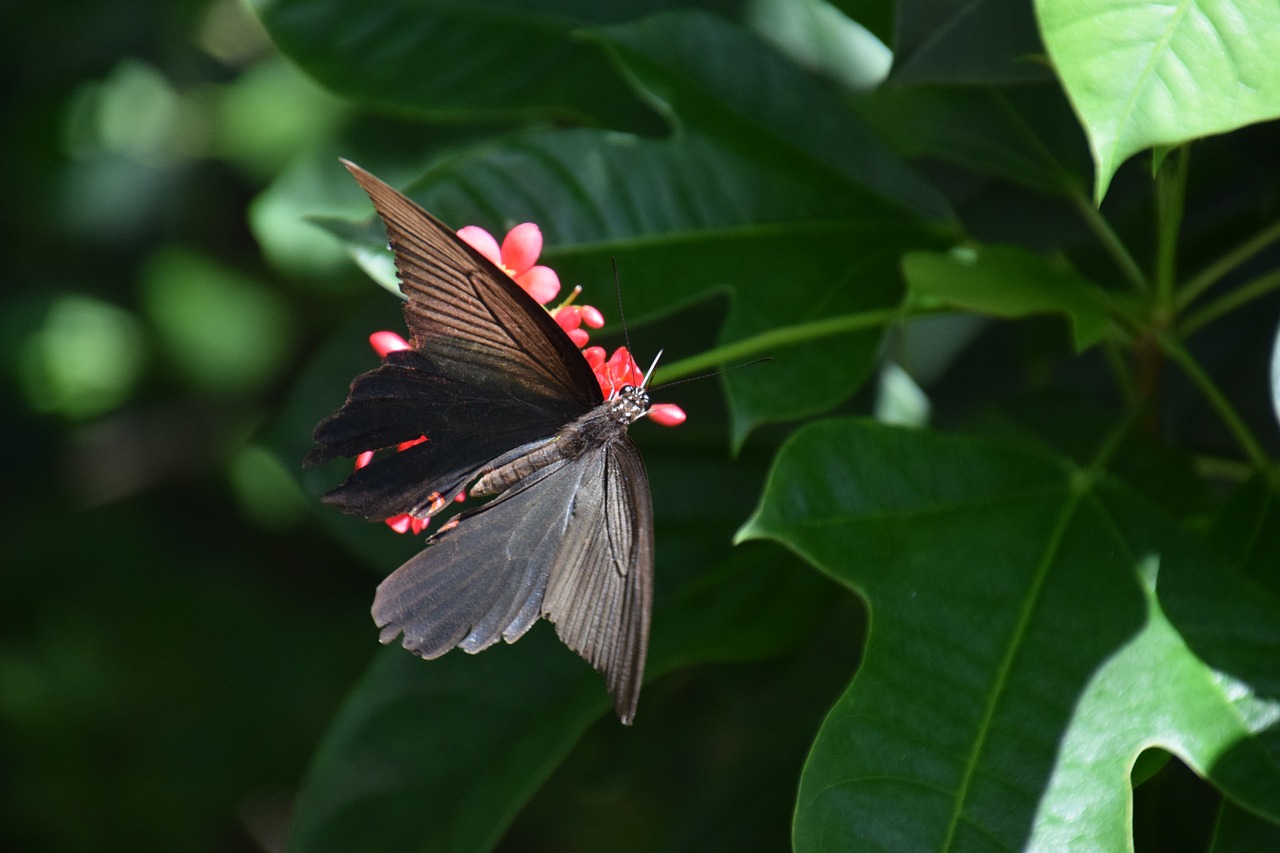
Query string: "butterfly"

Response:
xmin=306 ymin=160 xmax=657 ymax=724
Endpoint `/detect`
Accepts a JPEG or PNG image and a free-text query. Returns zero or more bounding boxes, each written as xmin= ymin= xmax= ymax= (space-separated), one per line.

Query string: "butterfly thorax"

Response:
xmin=556 ymin=384 xmax=650 ymax=458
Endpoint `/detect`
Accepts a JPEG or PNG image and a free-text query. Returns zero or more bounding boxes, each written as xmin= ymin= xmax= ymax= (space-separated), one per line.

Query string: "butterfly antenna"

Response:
xmin=641 ymin=350 xmax=663 ymax=389
xmin=611 ymin=257 xmax=636 ymax=359
xmin=650 ymin=357 xmax=773 ymax=392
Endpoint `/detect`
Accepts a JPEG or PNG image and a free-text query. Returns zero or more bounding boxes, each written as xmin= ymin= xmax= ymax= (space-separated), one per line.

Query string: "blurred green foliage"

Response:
xmin=2 ymin=0 xmax=370 ymax=848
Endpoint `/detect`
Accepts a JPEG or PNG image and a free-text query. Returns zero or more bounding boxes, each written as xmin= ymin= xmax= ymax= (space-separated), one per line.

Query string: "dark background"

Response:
xmin=3 ymin=1 xmax=380 ymax=848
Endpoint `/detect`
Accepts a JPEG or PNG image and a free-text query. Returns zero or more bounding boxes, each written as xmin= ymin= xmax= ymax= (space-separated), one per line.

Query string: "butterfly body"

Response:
xmin=307 ymin=161 xmax=654 ymax=724
xmin=472 ymin=384 xmax=651 ymax=496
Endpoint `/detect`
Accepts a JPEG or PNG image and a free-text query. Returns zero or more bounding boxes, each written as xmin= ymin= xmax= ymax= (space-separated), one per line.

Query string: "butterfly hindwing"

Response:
xmin=372 ymin=435 xmax=653 ymax=724
xmin=543 ymin=438 xmax=653 ymax=724
xmin=371 ymin=453 xmax=575 ymax=658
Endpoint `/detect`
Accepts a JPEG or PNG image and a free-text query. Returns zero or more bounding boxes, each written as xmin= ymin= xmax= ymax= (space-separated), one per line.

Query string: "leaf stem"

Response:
xmin=654 ymin=307 xmax=902 ymax=384
xmin=1069 ymin=190 xmax=1147 ymax=293
xmin=1180 ymin=266 xmax=1280 ymax=336
xmin=1178 ymin=217 xmax=1280 ymax=309
xmin=1157 ymin=334 xmax=1269 ymax=468
xmin=1086 ymin=409 xmax=1140 ymax=476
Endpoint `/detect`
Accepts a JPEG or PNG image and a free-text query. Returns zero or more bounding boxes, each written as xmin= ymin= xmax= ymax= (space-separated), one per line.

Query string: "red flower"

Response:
xmin=457 ymin=223 xmax=606 ymax=347
xmin=585 ymin=345 xmax=687 ymax=426
xmin=457 ymin=223 xmax=561 ymax=305
xmin=369 ymin=331 xmax=410 ymax=357
xmin=356 ymin=222 xmax=684 ymax=535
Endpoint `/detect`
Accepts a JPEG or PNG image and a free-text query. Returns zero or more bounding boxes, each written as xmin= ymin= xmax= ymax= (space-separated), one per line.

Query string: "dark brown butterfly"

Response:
xmin=306 ymin=161 xmax=654 ymax=724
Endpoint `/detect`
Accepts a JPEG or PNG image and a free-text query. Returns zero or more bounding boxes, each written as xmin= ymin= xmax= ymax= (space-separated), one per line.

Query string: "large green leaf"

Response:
xmin=1036 ymin=0 xmax=1280 ymax=202
xmin=858 ymin=83 xmax=1092 ymax=198
xmin=739 ymin=420 xmax=1280 ymax=850
xmin=248 ymin=0 xmax=700 ymax=131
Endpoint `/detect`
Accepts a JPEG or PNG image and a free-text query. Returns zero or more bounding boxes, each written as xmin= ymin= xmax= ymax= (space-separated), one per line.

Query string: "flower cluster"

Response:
xmin=359 ymin=221 xmax=685 ymax=534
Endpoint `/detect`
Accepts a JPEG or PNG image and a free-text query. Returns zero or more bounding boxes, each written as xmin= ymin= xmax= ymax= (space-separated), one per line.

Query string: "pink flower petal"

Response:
xmin=608 ymin=347 xmax=643 ymax=387
xmin=648 ymin=404 xmax=686 ymax=426
xmin=583 ymin=346 xmax=606 ymax=369
xmin=567 ymin=328 xmax=590 ymax=347
xmin=580 ymin=305 xmax=605 ymax=328
xmin=457 ymin=226 xmax=502 ymax=266
xmin=516 ymin=265 xmax=560 ymax=305
xmin=370 ymin=331 xmax=410 ymax=357
xmin=500 ymin=223 xmax=542 ymax=274
xmin=555 ymin=305 xmax=582 ymax=330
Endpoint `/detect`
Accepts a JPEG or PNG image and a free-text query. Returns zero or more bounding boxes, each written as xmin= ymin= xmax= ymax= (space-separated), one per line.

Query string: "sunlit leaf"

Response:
xmin=1037 ymin=0 xmax=1280 ymax=201
xmin=740 ymin=420 xmax=1280 ymax=850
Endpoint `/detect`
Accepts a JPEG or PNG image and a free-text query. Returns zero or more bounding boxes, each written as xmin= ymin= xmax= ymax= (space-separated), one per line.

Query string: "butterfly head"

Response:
xmin=609 ymin=384 xmax=651 ymax=425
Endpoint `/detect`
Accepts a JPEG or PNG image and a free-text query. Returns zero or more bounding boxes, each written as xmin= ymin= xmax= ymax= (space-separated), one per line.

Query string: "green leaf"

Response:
xmin=595 ymin=11 xmax=952 ymax=224
xmin=893 ymin=0 xmax=1049 ymax=84
xmin=1211 ymin=799 xmax=1280 ymax=851
xmin=903 ymin=245 xmax=1113 ymax=350
xmin=249 ymin=0 xmax=672 ymax=131
xmin=858 ymin=83 xmax=1092 ymax=198
xmin=739 ymin=420 xmax=1280 ymax=850
xmin=1209 ymin=473 xmax=1280 ymax=599
xmin=1036 ymin=0 xmax=1280 ymax=202
xmin=287 ymin=631 xmax=603 ymax=853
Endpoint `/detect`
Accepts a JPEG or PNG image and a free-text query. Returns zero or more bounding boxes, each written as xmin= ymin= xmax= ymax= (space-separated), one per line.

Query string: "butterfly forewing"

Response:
xmin=342 ymin=160 xmax=600 ymax=413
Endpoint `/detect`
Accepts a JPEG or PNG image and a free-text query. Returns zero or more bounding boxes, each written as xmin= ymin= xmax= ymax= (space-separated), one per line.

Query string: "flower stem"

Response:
xmin=654 ymin=307 xmax=902 ymax=384
xmin=1180 ymin=266 xmax=1280 ymax=336
xmin=1157 ymin=333 xmax=1269 ymax=468
xmin=1178 ymin=217 xmax=1280 ymax=309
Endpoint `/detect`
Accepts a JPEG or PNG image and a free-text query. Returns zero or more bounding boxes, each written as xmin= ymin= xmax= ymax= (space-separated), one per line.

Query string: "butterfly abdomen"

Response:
xmin=470 ymin=438 xmax=564 ymax=496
